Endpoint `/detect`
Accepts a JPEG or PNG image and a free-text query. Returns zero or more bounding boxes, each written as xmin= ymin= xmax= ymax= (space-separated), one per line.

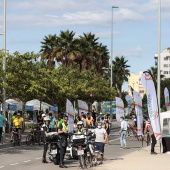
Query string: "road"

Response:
xmin=0 ymin=128 xmax=147 ymax=170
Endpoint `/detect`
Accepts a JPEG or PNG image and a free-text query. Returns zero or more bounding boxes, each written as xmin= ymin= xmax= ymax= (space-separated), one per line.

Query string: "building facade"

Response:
xmin=154 ymin=48 xmax=170 ymax=79
xmin=128 ymin=71 xmax=145 ymax=98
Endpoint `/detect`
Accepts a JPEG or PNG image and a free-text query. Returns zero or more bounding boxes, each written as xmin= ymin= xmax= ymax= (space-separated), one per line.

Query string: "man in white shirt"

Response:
xmin=119 ymin=117 xmax=128 ymax=149
xmin=92 ymin=122 xmax=108 ymax=165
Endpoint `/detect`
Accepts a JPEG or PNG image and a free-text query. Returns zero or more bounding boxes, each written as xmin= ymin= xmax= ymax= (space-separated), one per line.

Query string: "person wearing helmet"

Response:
xmin=10 ymin=112 xmax=23 ymax=142
xmin=41 ymin=116 xmax=50 ymax=163
xmin=76 ymin=121 xmax=84 ymax=134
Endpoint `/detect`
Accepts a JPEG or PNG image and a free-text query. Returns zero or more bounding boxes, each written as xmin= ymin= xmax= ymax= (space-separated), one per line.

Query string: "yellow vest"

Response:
xmin=62 ymin=122 xmax=69 ymax=131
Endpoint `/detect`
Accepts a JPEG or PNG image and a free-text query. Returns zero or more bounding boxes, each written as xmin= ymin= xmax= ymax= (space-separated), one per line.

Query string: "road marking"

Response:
xmin=10 ymin=163 xmax=19 ymax=166
xmin=0 ymin=166 xmax=5 ymax=169
xmin=35 ymin=157 xmax=41 ymax=160
xmin=24 ymin=160 xmax=31 ymax=163
xmin=109 ymin=138 xmax=120 ymax=142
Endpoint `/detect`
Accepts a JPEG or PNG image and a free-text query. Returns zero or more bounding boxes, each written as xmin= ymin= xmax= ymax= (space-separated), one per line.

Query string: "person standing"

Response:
xmin=49 ymin=112 xmax=57 ymax=132
xmin=41 ymin=117 xmax=50 ymax=163
xmin=0 ymin=113 xmax=5 ymax=143
xmin=92 ymin=121 xmax=108 ymax=165
xmin=150 ymin=125 xmax=157 ymax=154
xmin=58 ymin=116 xmax=69 ymax=168
xmin=119 ymin=117 xmax=128 ymax=149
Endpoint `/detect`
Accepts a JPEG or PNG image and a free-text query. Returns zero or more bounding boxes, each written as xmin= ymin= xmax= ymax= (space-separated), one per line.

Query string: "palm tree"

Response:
xmin=112 ymin=56 xmax=130 ymax=98
xmin=40 ymin=34 xmax=58 ymax=68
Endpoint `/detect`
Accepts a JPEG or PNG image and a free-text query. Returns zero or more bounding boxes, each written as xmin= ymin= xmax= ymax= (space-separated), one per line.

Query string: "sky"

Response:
xmin=0 ymin=0 xmax=170 ymax=91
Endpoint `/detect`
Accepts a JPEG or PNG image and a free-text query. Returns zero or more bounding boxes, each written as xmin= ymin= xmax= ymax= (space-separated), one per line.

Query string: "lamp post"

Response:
xmin=1 ymin=0 xmax=7 ymax=116
xmin=157 ymin=0 xmax=161 ymax=113
xmin=110 ymin=6 xmax=118 ymax=122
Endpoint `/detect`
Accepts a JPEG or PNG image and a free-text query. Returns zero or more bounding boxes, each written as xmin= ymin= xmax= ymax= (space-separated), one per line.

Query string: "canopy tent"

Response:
xmin=160 ymin=110 xmax=170 ymax=136
xmin=6 ymin=99 xmax=23 ymax=111
xmin=25 ymin=99 xmax=52 ymax=111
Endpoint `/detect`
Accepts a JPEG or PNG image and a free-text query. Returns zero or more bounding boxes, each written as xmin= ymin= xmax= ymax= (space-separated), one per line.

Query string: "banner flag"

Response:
xmin=66 ymin=99 xmax=75 ymax=133
xmin=116 ymin=97 xmax=125 ymax=122
xmin=164 ymin=87 xmax=170 ymax=111
xmin=133 ymin=91 xmax=143 ymax=135
xmin=141 ymin=72 xmax=161 ymax=141
xmin=78 ymin=100 xmax=88 ymax=114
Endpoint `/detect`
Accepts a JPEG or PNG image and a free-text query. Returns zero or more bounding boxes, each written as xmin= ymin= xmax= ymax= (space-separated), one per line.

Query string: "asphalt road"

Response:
xmin=0 ymin=128 xmax=148 ymax=170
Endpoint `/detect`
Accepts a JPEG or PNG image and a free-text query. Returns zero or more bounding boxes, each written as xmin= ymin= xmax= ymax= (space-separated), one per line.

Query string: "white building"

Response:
xmin=154 ymin=48 xmax=170 ymax=79
xmin=128 ymin=71 xmax=145 ymax=98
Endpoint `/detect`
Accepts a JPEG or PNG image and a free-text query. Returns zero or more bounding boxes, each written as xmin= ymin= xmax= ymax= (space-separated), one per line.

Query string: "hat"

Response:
xmin=42 ymin=113 xmax=46 ymax=117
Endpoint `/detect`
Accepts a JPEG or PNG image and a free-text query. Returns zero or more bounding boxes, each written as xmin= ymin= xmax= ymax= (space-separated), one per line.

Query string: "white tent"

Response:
xmin=6 ymin=99 xmax=23 ymax=111
xmin=25 ymin=99 xmax=52 ymax=111
xmin=160 ymin=111 xmax=170 ymax=136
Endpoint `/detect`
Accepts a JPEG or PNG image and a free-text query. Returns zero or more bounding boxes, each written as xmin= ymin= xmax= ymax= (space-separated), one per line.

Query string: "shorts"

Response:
xmin=95 ymin=142 xmax=104 ymax=154
xmin=14 ymin=128 xmax=21 ymax=132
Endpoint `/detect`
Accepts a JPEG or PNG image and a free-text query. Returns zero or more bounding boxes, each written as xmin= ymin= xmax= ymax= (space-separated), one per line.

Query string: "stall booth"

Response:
xmin=160 ymin=111 xmax=170 ymax=153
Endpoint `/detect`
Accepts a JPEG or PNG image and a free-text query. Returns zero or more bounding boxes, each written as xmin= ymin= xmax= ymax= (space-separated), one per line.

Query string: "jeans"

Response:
xmin=120 ymin=131 xmax=127 ymax=147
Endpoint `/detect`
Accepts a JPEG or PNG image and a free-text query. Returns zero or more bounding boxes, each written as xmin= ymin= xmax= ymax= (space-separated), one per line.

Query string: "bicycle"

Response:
xmin=13 ymin=128 xmax=21 ymax=146
xmin=26 ymin=125 xmax=41 ymax=146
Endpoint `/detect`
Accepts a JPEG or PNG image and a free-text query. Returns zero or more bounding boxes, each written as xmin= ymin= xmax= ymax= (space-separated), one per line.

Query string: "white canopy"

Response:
xmin=6 ymin=98 xmax=23 ymax=111
xmin=25 ymin=99 xmax=52 ymax=111
xmin=160 ymin=111 xmax=170 ymax=136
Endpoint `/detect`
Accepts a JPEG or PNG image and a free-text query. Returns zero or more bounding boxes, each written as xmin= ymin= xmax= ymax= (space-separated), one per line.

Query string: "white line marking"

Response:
xmin=10 ymin=163 xmax=19 ymax=166
xmin=0 ymin=166 xmax=5 ymax=169
xmin=24 ymin=160 xmax=31 ymax=163
xmin=35 ymin=157 xmax=41 ymax=160
xmin=109 ymin=138 xmax=120 ymax=142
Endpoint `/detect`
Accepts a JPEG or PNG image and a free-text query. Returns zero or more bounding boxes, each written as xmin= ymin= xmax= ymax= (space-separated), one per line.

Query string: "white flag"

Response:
xmin=66 ymin=99 xmax=75 ymax=133
xmin=78 ymin=100 xmax=88 ymax=114
xmin=133 ymin=91 xmax=143 ymax=135
xmin=141 ymin=72 xmax=161 ymax=141
xmin=116 ymin=97 xmax=125 ymax=122
xmin=164 ymin=87 xmax=170 ymax=111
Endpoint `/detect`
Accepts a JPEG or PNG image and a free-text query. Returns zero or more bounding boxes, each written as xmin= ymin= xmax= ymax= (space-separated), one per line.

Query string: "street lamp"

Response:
xmin=110 ymin=6 xmax=118 ymax=122
xmin=157 ymin=0 xmax=161 ymax=113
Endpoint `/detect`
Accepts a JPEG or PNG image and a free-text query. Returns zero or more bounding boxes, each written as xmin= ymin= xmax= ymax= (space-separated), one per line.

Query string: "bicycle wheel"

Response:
xmin=26 ymin=134 xmax=33 ymax=146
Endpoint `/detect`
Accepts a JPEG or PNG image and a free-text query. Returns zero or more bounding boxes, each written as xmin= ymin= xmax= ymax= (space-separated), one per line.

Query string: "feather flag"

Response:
xmin=116 ymin=97 xmax=125 ymax=122
xmin=133 ymin=91 xmax=143 ymax=135
xmin=141 ymin=72 xmax=161 ymax=141
xmin=164 ymin=87 xmax=170 ymax=111
xmin=78 ymin=99 xmax=88 ymax=114
xmin=66 ymin=99 xmax=75 ymax=133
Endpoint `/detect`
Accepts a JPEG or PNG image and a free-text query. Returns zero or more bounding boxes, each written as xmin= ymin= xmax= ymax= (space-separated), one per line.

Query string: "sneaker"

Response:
xmin=10 ymin=140 xmax=13 ymax=143
xmin=124 ymin=145 xmax=127 ymax=148
xmin=98 ymin=161 xmax=103 ymax=165
xmin=120 ymin=147 xmax=123 ymax=149
xmin=151 ymin=152 xmax=157 ymax=155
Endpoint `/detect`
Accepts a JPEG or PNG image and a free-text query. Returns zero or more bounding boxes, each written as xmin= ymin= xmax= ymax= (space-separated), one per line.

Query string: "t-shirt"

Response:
xmin=121 ymin=120 xmax=128 ymax=131
xmin=0 ymin=114 xmax=5 ymax=127
xmin=49 ymin=117 xmax=57 ymax=128
xmin=13 ymin=117 xmax=24 ymax=128
xmin=93 ymin=128 xmax=106 ymax=143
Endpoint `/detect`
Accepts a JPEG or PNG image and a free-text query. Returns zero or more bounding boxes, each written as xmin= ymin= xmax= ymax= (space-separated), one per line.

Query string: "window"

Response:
xmin=164 ymin=64 xmax=168 ymax=67
xmin=164 ymin=57 xmax=168 ymax=60
xmin=164 ymin=71 xmax=168 ymax=74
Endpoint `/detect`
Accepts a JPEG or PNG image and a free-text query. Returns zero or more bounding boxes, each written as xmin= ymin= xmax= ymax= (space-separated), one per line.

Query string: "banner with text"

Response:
xmin=78 ymin=99 xmax=88 ymax=114
xmin=66 ymin=99 xmax=75 ymax=133
xmin=164 ymin=87 xmax=170 ymax=111
xmin=133 ymin=91 xmax=143 ymax=135
xmin=141 ymin=72 xmax=161 ymax=141
xmin=116 ymin=97 xmax=125 ymax=122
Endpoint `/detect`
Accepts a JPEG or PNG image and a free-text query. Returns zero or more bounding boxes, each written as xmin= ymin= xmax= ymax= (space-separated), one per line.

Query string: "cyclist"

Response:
xmin=41 ymin=116 xmax=50 ymax=163
xmin=10 ymin=113 xmax=23 ymax=142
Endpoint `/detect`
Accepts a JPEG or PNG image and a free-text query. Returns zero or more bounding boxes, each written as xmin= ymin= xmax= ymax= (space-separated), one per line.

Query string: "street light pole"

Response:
xmin=157 ymin=0 xmax=161 ymax=113
xmin=110 ymin=6 xmax=118 ymax=122
xmin=2 ymin=0 xmax=6 ymax=116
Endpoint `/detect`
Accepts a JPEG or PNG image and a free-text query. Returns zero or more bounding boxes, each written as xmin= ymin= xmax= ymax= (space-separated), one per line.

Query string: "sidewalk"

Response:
xmin=93 ymin=144 xmax=170 ymax=170
xmin=0 ymin=129 xmax=31 ymax=148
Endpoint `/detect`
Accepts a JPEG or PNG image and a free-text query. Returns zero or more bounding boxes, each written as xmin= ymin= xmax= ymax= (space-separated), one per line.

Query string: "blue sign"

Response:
xmin=25 ymin=105 xmax=34 ymax=111
xmin=8 ymin=104 xmax=17 ymax=111
xmin=49 ymin=106 xmax=58 ymax=111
